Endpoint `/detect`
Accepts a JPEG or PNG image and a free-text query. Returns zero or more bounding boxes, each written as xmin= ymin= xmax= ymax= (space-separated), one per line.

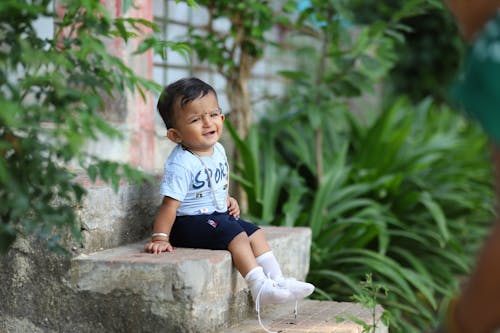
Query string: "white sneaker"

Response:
xmin=246 ymin=267 xmax=291 ymax=305
xmin=251 ymin=278 xmax=291 ymax=306
xmin=276 ymin=277 xmax=315 ymax=301
xmin=245 ymin=267 xmax=292 ymax=333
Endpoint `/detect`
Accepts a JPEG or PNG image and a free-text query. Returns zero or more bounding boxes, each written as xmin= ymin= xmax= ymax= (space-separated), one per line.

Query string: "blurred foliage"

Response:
xmin=188 ymin=0 xmax=276 ymax=74
xmin=349 ymin=0 xmax=464 ymax=104
xmin=387 ymin=10 xmax=463 ymax=104
xmin=228 ymin=1 xmax=494 ymax=332
xmin=230 ymin=93 xmax=493 ymax=333
xmin=0 ymin=0 xmax=189 ymax=253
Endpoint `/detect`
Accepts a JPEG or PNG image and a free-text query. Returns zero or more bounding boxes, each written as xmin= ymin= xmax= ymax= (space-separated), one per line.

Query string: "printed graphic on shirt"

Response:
xmin=159 ymin=143 xmax=230 ymax=216
xmin=193 ymin=161 xmax=229 ymax=190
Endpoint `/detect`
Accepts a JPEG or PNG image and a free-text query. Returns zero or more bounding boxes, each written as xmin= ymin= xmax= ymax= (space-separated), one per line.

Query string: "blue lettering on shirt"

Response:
xmin=192 ymin=161 xmax=229 ymax=190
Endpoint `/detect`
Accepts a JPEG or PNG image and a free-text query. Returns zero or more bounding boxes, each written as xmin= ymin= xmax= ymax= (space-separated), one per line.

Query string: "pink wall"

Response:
xmin=102 ymin=0 xmax=156 ymax=172
xmin=123 ymin=0 xmax=156 ymax=171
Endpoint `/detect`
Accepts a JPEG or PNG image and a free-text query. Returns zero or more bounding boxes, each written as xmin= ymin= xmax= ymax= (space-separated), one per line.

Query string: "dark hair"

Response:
xmin=157 ymin=77 xmax=217 ymax=129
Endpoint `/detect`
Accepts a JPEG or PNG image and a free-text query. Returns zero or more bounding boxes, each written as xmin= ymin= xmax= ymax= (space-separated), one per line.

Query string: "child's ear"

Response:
xmin=221 ymin=114 xmax=225 ymax=121
xmin=167 ymin=129 xmax=182 ymax=143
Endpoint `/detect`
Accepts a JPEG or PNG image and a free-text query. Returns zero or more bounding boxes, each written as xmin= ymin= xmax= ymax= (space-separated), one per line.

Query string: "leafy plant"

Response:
xmin=224 ymin=2 xmax=494 ymax=332
xmin=278 ymin=0 xmax=441 ymax=185
xmin=225 ymin=1 xmax=494 ymax=332
xmin=336 ymin=273 xmax=391 ymax=333
xmin=230 ymin=93 xmax=494 ymax=332
xmin=0 ymin=0 xmax=189 ymax=253
xmin=347 ymin=0 xmax=463 ymax=104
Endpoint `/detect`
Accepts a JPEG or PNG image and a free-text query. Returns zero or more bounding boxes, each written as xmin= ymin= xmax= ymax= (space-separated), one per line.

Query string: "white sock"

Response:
xmin=245 ymin=266 xmax=270 ymax=301
xmin=256 ymin=251 xmax=283 ymax=281
xmin=245 ymin=266 xmax=265 ymax=285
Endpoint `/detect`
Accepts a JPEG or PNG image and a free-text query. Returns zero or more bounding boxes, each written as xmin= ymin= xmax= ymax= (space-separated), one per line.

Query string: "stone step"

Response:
xmin=68 ymin=226 xmax=313 ymax=333
xmin=74 ymin=174 xmax=162 ymax=252
xmin=223 ymin=299 xmax=388 ymax=333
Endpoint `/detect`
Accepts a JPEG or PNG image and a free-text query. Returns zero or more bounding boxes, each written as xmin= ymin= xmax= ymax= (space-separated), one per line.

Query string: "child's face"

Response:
xmin=167 ymin=92 xmax=225 ymax=156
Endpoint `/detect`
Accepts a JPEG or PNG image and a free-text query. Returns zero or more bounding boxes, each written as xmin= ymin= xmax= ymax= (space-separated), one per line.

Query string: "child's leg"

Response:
xmin=228 ymin=231 xmax=262 ymax=277
xmin=248 ymin=228 xmax=272 ymax=257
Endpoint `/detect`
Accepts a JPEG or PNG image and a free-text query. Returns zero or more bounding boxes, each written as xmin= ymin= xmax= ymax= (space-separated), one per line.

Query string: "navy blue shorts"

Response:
xmin=169 ymin=211 xmax=260 ymax=250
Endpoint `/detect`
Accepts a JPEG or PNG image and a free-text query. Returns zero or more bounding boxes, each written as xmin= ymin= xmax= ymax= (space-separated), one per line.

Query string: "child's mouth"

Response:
xmin=204 ymin=130 xmax=216 ymax=136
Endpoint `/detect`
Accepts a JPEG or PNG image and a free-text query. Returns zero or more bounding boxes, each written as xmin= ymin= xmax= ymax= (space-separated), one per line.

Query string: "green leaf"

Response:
xmin=420 ymin=191 xmax=449 ymax=245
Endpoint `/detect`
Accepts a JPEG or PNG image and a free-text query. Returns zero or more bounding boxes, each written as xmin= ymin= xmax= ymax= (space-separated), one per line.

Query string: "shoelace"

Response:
xmin=277 ymin=278 xmax=300 ymax=319
xmin=283 ymin=278 xmax=299 ymax=319
xmin=255 ymin=275 xmax=277 ymax=333
xmin=254 ymin=276 xmax=303 ymax=332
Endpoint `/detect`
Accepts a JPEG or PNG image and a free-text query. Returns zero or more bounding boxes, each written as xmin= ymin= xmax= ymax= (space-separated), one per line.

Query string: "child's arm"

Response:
xmin=144 ymin=196 xmax=180 ymax=254
xmin=227 ymin=196 xmax=240 ymax=218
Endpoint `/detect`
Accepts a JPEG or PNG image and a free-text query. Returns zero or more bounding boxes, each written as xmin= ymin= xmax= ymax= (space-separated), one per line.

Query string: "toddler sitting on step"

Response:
xmin=144 ymin=77 xmax=314 ymax=332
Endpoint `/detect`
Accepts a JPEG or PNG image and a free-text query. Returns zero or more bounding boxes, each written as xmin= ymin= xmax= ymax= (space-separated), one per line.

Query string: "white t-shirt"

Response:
xmin=159 ymin=142 xmax=229 ymax=216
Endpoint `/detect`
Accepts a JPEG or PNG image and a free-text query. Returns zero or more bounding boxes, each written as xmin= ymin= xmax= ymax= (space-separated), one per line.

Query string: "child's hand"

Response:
xmin=144 ymin=240 xmax=174 ymax=254
xmin=227 ymin=196 xmax=240 ymax=218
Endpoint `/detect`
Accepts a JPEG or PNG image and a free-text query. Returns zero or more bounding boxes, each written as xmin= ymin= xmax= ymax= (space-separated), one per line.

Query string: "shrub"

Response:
xmin=229 ymin=97 xmax=494 ymax=332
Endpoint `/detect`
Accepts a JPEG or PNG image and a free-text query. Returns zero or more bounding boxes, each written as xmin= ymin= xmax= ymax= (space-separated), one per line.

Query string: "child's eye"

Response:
xmin=190 ymin=117 xmax=200 ymax=123
xmin=210 ymin=112 xmax=220 ymax=118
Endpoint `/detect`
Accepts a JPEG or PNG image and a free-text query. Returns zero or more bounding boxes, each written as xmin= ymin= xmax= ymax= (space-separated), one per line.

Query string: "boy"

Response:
xmin=144 ymin=77 xmax=314 ymax=330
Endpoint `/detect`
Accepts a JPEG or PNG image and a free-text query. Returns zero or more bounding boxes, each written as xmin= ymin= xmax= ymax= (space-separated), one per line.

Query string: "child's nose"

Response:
xmin=201 ymin=113 xmax=212 ymax=124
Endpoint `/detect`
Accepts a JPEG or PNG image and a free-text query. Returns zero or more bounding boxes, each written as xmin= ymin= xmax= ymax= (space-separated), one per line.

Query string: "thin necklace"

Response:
xmin=183 ymin=146 xmax=226 ymax=211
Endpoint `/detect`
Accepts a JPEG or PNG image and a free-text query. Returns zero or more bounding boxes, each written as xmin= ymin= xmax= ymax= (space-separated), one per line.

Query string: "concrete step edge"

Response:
xmin=223 ymin=299 xmax=388 ymax=333
xmin=68 ymin=226 xmax=312 ymax=333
